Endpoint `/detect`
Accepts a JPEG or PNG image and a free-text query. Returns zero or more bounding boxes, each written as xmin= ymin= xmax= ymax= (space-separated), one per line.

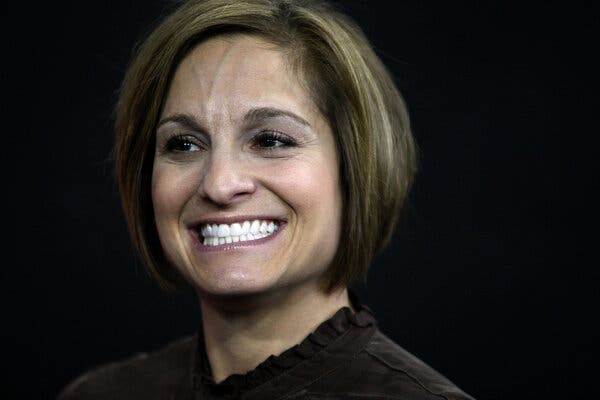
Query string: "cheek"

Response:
xmin=269 ymin=159 xmax=339 ymax=206
xmin=268 ymin=156 xmax=342 ymax=243
xmin=151 ymin=164 xmax=199 ymax=225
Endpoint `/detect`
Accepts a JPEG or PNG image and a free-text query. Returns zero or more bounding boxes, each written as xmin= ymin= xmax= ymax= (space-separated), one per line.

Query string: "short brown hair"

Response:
xmin=114 ymin=0 xmax=416 ymax=291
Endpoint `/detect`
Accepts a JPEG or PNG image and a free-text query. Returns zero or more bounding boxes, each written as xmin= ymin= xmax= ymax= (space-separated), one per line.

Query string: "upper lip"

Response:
xmin=187 ymin=215 xmax=286 ymax=228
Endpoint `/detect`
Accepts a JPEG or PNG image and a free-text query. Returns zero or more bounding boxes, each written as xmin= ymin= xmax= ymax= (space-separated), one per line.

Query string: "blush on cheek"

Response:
xmin=269 ymin=158 xmax=336 ymax=194
xmin=271 ymin=157 xmax=342 ymax=270
xmin=152 ymin=167 xmax=200 ymax=210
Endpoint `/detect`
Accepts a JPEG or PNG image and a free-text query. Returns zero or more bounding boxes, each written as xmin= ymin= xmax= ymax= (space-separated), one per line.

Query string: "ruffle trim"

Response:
xmin=196 ymin=302 xmax=374 ymax=396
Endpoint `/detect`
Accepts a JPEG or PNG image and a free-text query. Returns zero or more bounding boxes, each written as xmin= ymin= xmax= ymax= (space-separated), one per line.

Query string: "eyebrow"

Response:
xmin=157 ymin=107 xmax=311 ymax=131
xmin=243 ymin=107 xmax=311 ymax=127
xmin=157 ymin=114 xmax=204 ymax=131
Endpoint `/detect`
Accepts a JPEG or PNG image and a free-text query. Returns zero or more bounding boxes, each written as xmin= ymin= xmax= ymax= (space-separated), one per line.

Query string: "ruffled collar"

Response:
xmin=192 ymin=295 xmax=375 ymax=398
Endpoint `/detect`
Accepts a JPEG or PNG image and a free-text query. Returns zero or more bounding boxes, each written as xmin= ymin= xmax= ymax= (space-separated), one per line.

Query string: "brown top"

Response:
xmin=58 ymin=301 xmax=474 ymax=399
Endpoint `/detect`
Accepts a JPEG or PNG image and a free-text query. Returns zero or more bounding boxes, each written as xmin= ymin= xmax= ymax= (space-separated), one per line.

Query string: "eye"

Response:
xmin=163 ymin=134 xmax=205 ymax=153
xmin=251 ymin=131 xmax=297 ymax=149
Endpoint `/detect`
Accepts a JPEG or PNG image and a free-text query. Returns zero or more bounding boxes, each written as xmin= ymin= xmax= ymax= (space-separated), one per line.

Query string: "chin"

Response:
xmin=188 ymin=267 xmax=282 ymax=300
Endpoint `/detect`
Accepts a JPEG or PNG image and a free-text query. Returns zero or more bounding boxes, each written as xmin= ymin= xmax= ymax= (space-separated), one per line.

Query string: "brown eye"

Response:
xmin=164 ymin=135 xmax=204 ymax=152
xmin=252 ymin=131 xmax=297 ymax=149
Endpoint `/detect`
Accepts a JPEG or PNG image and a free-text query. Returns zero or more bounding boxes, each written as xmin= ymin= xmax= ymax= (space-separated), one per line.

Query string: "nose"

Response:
xmin=198 ymin=152 xmax=256 ymax=206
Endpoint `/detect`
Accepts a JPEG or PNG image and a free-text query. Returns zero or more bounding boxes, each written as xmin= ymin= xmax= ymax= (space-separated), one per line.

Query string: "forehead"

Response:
xmin=161 ymin=34 xmax=316 ymax=121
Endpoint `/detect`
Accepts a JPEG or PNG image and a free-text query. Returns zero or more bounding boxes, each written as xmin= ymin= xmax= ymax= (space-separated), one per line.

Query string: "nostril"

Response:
xmin=197 ymin=158 xmax=256 ymax=205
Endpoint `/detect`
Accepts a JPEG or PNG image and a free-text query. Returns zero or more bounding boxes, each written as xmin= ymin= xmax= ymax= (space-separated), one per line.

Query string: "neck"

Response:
xmin=198 ymin=282 xmax=351 ymax=383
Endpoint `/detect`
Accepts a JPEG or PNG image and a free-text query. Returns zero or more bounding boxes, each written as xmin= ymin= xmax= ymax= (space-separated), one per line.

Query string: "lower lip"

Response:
xmin=191 ymin=223 xmax=286 ymax=253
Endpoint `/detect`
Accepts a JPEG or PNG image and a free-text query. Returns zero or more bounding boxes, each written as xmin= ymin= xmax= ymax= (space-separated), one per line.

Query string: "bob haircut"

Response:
xmin=114 ymin=0 xmax=416 ymax=291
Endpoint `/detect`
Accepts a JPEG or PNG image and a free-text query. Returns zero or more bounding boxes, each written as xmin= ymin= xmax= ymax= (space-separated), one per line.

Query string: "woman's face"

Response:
xmin=152 ymin=35 xmax=342 ymax=297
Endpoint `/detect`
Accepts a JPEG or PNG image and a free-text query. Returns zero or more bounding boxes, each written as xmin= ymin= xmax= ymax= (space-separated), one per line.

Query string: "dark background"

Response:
xmin=3 ymin=1 xmax=597 ymax=399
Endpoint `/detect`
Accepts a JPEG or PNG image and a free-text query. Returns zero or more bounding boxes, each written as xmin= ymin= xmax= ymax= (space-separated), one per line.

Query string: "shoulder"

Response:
xmin=57 ymin=335 xmax=196 ymax=400
xmin=312 ymin=327 xmax=475 ymax=400
xmin=354 ymin=329 xmax=475 ymax=399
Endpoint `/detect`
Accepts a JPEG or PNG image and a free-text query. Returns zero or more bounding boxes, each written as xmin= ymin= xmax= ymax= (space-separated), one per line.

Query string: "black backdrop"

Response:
xmin=3 ymin=1 xmax=597 ymax=399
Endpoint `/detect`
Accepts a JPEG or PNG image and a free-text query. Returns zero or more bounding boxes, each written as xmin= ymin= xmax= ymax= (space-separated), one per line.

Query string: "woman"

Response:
xmin=60 ymin=0 xmax=474 ymax=399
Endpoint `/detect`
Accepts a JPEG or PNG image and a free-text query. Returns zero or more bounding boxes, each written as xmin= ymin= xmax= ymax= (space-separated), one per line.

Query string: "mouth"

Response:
xmin=195 ymin=219 xmax=282 ymax=247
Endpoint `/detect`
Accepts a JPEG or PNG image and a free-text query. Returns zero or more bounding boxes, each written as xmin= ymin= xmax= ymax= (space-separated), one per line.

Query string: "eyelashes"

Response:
xmin=162 ymin=134 xmax=205 ymax=153
xmin=250 ymin=130 xmax=298 ymax=150
xmin=160 ymin=130 xmax=299 ymax=156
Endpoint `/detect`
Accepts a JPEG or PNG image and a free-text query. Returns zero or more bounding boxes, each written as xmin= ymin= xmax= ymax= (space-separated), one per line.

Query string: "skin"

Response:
xmin=152 ymin=35 xmax=351 ymax=382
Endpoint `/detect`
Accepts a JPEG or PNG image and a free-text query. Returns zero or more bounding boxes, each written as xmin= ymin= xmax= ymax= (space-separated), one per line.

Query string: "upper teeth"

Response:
xmin=200 ymin=220 xmax=279 ymax=246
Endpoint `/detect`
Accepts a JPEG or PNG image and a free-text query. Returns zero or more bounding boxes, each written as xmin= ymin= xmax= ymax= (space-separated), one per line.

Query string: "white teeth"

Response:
xmin=250 ymin=220 xmax=260 ymax=235
xmin=199 ymin=219 xmax=281 ymax=246
xmin=217 ymin=224 xmax=230 ymax=237
xmin=242 ymin=221 xmax=251 ymax=234
xmin=230 ymin=223 xmax=242 ymax=236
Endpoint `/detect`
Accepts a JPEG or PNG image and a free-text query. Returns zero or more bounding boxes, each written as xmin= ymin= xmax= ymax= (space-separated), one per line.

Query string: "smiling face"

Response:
xmin=152 ymin=35 xmax=342 ymax=298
